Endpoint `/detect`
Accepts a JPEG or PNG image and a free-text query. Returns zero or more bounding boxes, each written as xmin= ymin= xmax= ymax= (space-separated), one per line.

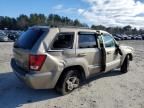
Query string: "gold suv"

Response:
xmin=11 ymin=26 xmax=134 ymax=95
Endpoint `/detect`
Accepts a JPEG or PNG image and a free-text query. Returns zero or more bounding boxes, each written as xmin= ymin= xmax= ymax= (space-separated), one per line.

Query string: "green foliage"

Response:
xmin=0 ymin=13 xmax=143 ymax=35
xmin=17 ymin=14 xmax=29 ymax=30
xmin=0 ymin=13 xmax=87 ymax=30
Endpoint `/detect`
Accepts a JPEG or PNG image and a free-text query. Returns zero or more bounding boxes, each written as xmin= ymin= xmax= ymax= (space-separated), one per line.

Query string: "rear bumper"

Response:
xmin=11 ymin=59 xmax=55 ymax=89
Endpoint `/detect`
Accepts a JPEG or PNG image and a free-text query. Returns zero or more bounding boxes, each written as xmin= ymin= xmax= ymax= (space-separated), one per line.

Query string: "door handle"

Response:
xmin=107 ymin=51 xmax=112 ymax=55
xmin=77 ymin=53 xmax=87 ymax=57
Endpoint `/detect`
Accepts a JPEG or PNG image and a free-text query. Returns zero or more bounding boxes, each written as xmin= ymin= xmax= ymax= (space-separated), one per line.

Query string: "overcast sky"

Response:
xmin=0 ymin=0 xmax=144 ymax=28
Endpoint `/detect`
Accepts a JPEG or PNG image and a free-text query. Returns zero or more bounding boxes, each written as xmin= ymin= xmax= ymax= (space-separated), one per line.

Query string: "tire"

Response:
xmin=56 ymin=69 xmax=81 ymax=95
xmin=121 ymin=56 xmax=130 ymax=73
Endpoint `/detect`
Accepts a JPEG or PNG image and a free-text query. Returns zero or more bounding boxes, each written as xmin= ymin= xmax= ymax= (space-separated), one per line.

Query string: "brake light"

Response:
xmin=29 ymin=54 xmax=46 ymax=71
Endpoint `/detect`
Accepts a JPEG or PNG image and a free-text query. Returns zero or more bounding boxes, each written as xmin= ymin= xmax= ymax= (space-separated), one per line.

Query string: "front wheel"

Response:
xmin=56 ymin=69 xmax=80 ymax=95
xmin=121 ymin=56 xmax=130 ymax=73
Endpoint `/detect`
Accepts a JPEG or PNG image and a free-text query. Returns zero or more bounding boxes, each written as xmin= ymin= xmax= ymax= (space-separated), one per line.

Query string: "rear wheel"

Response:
xmin=121 ymin=55 xmax=130 ymax=73
xmin=56 ymin=69 xmax=81 ymax=95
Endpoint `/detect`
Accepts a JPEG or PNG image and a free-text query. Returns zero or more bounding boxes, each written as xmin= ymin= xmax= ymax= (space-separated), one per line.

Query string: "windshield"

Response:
xmin=14 ymin=28 xmax=45 ymax=49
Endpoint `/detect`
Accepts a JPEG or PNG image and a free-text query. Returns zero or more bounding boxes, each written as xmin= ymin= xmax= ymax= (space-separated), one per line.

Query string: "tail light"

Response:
xmin=29 ymin=54 xmax=46 ymax=71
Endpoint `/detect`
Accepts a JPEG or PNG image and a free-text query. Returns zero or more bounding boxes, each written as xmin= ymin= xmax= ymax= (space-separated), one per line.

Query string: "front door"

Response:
xmin=102 ymin=34 xmax=121 ymax=72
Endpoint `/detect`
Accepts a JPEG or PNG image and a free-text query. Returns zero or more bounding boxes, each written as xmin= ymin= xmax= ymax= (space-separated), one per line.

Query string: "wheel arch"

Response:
xmin=121 ymin=53 xmax=133 ymax=66
xmin=55 ymin=65 xmax=86 ymax=87
xmin=127 ymin=53 xmax=133 ymax=61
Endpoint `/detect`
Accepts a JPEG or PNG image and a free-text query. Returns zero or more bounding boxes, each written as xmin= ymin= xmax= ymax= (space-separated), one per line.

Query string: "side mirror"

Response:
xmin=115 ymin=43 xmax=123 ymax=56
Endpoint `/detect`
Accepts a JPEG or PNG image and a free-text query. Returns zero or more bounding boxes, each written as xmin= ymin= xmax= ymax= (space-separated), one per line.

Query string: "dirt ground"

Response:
xmin=0 ymin=41 xmax=144 ymax=108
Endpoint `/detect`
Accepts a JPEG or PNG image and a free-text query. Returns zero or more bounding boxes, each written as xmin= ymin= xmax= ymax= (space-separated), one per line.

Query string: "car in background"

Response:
xmin=131 ymin=35 xmax=137 ymax=40
xmin=113 ymin=35 xmax=121 ymax=41
xmin=7 ymin=30 xmax=23 ymax=41
xmin=122 ymin=34 xmax=131 ymax=40
xmin=142 ymin=34 xmax=144 ymax=40
xmin=0 ymin=32 xmax=9 ymax=42
xmin=136 ymin=35 xmax=142 ymax=40
xmin=113 ymin=34 xmax=121 ymax=40
xmin=126 ymin=35 xmax=132 ymax=40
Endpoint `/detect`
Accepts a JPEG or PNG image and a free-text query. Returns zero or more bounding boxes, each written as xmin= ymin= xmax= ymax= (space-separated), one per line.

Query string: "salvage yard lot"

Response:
xmin=0 ymin=41 xmax=144 ymax=108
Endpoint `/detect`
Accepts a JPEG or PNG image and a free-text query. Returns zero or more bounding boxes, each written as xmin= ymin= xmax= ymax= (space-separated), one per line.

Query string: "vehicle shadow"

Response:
xmin=0 ymin=70 xmax=124 ymax=108
xmin=0 ymin=72 xmax=60 ymax=108
xmin=85 ymin=69 xmax=124 ymax=84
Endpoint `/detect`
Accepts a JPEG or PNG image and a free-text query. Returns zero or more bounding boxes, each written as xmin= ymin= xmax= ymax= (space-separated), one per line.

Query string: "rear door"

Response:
xmin=48 ymin=32 xmax=76 ymax=58
xmin=13 ymin=28 xmax=46 ymax=70
xmin=102 ymin=34 xmax=121 ymax=72
xmin=76 ymin=32 xmax=102 ymax=75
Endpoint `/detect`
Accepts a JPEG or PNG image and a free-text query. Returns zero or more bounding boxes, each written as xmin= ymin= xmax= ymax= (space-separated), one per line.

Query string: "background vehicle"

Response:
xmin=0 ymin=32 xmax=9 ymax=42
xmin=142 ymin=34 xmax=144 ymax=40
xmin=113 ymin=35 xmax=121 ymax=41
xmin=11 ymin=26 xmax=134 ymax=95
xmin=7 ymin=30 xmax=23 ymax=41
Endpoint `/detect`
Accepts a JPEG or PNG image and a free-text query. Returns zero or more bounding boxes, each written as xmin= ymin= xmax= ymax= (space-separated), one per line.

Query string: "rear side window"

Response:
xmin=52 ymin=33 xmax=74 ymax=50
xmin=14 ymin=29 xmax=45 ymax=49
xmin=79 ymin=33 xmax=97 ymax=48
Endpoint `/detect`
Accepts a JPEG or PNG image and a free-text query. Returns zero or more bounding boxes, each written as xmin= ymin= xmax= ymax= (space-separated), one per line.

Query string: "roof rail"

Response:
xmin=29 ymin=26 xmax=50 ymax=30
xmin=29 ymin=25 xmax=90 ymax=30
xmin=32 ymin=25 xmax=49 ymax=28
xmin=59 ymin=26 xmax=90 ymax=29
xmin=49 ymin=25 xmax=90 ymax=29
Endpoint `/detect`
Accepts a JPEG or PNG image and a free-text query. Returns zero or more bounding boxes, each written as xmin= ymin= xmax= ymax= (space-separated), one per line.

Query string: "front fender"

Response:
xmin=120 ymin=45 xmax=134 ymax=65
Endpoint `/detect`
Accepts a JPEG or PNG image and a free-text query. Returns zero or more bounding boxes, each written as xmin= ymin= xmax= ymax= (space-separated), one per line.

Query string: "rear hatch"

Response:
xmin=13 ymin=28 xmax=46 ymax=71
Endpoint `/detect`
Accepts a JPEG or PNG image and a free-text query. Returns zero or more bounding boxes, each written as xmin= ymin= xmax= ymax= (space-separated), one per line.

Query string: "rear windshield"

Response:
xmin=14 ymin=28 xmax=45 ymax=49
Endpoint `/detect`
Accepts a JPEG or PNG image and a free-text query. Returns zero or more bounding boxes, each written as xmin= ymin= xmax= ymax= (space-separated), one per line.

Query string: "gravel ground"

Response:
xmin=0 ymin=41 xmax=144 ymax=108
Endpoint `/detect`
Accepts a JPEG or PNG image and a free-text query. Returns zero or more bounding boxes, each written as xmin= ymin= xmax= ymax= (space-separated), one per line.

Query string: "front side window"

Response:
xmin=102 ymin=34 xmax=115 ymax=48
xmin=52 ymin=33 xmax=74 ymax=50
xmin=79 ymin=33 xmax=97 ymax=48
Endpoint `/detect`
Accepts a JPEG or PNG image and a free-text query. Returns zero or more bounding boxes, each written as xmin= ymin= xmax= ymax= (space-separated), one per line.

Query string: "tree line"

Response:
xmin=0 ymin=13 xmax=88 ymax=30
xmin=0 ymin=13 xmax=144 ymax=35
xmin=91 ymin=25 xmax=144 ymax=35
